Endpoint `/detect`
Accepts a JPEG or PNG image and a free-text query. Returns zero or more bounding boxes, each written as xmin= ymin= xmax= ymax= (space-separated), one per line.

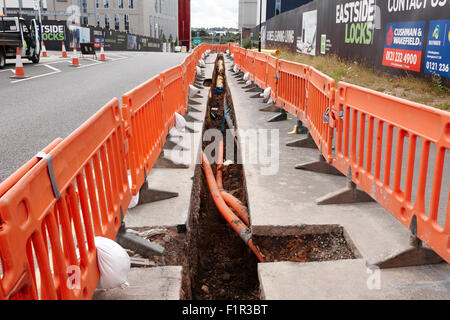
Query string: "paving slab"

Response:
xmin=258 ymin=260 xmax=450 ymax=300
xmin=93 ymin=266 xmax=183 ymax=300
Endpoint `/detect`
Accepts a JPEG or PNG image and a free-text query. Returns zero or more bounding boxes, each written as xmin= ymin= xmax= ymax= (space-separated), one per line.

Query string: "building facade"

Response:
xmin=1 ymin=0 xmax=180 ymax=40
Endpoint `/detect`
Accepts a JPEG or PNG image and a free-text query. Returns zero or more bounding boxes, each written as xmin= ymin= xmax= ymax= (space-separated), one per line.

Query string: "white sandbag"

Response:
xmin=188 ymin=84 xmax=201 ymax=98
xmin=175 ymin=112 xmax=187 ymax=131
xmin=243 ymin=72 xmax=250 ymax=81
xmin=127 ymin=174 xmax=139 ymax=209
xmin=267 ymin=97 xmax=273 ymax=104
xmin=233 ymin=65 xmax=239 ymax=73
xmin=226 ymin=50 xmax=230 ymax=54
xmin=169 ymin=127 xmax=183 ymax=137
xmin=196 ymin=66 xmax=202 ymax=75
xmin=246 ymin=80 xmax=252 ymax=86
xmin=199 ymin=59 xmax=206 ymax=68
xmin=230 ymin=54 xmax=234 ymax=60
xmin=263 ymin=87 xmax=271 ymax=99
xmin=95 ymin=237 xmax=130 ymax=290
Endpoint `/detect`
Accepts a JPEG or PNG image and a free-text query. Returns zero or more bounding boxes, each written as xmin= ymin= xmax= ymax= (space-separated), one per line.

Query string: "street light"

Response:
xmin=258 ymin=0 xmax=262 ymax=52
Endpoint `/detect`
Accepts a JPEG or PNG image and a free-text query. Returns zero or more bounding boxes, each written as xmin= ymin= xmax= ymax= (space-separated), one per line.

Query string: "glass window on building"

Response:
xmin=118 ymin=0 xmax=124 ymax=9
xmin=96 ymin=0 xmax=99 ymax=9
xmin=96 ymin=15 xmax=100 ymax=27
xmin=114 ymin=14 xmax=120 ymax=30
xmin=275 ymin=0 xmax=281 ymax=15
xmin=104 ymin=0 xmax=109 ymax=9
xmin=128 ymin=0 xmax=134 ymax=9
xmin=105 ymin=14 xmax=110 ymax=29
xmin=124 ymin=14 xmax=130 ymax=32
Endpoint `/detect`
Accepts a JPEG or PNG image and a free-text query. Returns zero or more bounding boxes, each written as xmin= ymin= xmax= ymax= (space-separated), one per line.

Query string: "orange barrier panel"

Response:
xmin=276 ymin=59 xmax=309 ymax=119
xmin=122 ymin=75 xmax=164 ymax=196
xmin=245 ymin=50 xmax=256 ymax=81
xmin=305 ymin=67 xmax=335 ymax=162
xmin=332 ymin=83 xmax=450 ymax=263
xmin=254 ymin=52 xmax=268 ymax=89
xmin=161 ymin=65 xmax=185 ymax=133
xmin=0 ymin=139 xmax=63 ymax=198
xmin=0 ymin=98 xmax=131 ymax=300
xmin=266 ymin=55 xmax=279 ymax=101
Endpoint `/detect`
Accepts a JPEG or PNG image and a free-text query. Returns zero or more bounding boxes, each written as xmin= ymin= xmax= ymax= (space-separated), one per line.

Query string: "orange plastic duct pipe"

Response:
xmin=201 ymin=152 xmax=264 ymax=262
xmin=216 ymin=140 xmax=250 ymax=225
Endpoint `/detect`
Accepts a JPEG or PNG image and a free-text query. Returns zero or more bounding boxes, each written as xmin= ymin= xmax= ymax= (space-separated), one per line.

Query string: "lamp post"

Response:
xmin=258 ymin=0 xmax=262 ymax=52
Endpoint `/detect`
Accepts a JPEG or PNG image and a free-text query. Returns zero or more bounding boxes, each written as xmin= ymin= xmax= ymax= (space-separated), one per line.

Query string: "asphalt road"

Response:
xmin=0 ymin=51 xmax=187 ymax=182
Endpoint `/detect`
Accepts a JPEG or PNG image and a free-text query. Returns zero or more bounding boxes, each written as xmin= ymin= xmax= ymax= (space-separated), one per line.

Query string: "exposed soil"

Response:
xmin=254 ymin=228 xmax=356 ymax=262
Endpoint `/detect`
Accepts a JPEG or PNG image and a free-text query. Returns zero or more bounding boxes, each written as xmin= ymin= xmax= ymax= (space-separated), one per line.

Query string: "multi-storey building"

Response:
xmin=1 ymin=0 xmax=180 ymax=40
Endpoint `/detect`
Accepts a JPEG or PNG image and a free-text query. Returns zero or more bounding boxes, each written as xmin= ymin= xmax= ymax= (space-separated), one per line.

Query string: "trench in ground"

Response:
xmin=125 ymin=54 xmax=360 ymax=300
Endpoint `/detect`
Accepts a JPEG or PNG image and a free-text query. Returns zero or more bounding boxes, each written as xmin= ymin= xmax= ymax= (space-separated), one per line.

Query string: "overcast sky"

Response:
xmin=191 ymin=0 xmax=239 ymax=29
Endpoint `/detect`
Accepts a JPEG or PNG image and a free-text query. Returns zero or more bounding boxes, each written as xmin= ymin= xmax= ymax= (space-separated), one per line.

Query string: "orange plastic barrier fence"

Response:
xmin=266 ymin=54 xmax=278 ymax=101
xmin=235 ymin=45 xmax=449 ymax=263
xmin=161 ymin=65 xmax=186 ymax=132
xmin=0 ymin=99 xmax=131 ymax=300
xmin=253 ymin=52 xmax=268 ymax=89
xmin=122 ymin=76 xmax=164 ymax=196
xmin=332 ymin=83 xmax=450 ymax=262
xmin=305 ymin=67 xmax=335 ymax=163
xmin=276 ymin=59 xmax=309 ymax=119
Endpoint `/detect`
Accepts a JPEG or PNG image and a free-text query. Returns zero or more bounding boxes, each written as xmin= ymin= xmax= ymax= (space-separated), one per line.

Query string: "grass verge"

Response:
xmin=277 ymin=51 xmax=449 ymax=111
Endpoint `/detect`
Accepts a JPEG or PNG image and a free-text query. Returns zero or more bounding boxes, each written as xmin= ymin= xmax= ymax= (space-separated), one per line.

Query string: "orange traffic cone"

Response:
xmin=10 ymin=47 xmax=27 ymax=79
xmin=99 ymin=43 xmax=106 ymax=61
xmin=61 ymin=41 xmax=67 ymax=58
xmin=42 ymin=41 xmax=47 ymax=57
xmin=71 ymin=43 xmax=80 ymax=67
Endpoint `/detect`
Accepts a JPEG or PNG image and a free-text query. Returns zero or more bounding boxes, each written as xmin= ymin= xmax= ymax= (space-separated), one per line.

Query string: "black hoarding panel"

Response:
xmin=260 ymin=0 xmax=450 ymax=79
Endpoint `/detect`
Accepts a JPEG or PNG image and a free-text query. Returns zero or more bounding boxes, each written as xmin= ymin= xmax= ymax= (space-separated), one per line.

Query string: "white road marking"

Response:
xmin=0 ymin=68 xmax=14 ymax=73
xmin=11 ymin=64 xmax=62 ymax=84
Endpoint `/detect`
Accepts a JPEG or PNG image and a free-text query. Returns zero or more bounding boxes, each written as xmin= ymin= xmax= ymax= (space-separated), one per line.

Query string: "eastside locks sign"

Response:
xmin=382 ymin=21 xmax=425 ymax=72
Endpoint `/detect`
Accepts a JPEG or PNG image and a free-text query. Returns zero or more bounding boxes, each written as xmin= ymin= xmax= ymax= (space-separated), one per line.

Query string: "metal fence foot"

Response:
xmin=288 ymin=120 xmax=308 ymax=135
xmin=245 ymin=86 xmax=262 ymax=93
xmin=188 ymin=105 xmax=202 ymax=113
xmin=268 ymin=109 xmax=290 ymax=122
xmin=371 ymin=236 xmax=444 ymax=269
xmin=286 ymin=133 xmax=316 ymax=148
xmin=163 ymin=139 xmax=189 ymax=151
xmin=296 ymin=154 xmax=344 ymax=176
xmin=188 ymin=98 xmax=202 ymax=105
xmin=259 ymin=104 xmax=282 ymax=113
xmin=138 ymin=179 xmax=179 ymax=205
xmin=154 ymin=152 xmax=189 ymax=169
xmin=116 ymin=227 xmax=165 ymax=258
xmin=316 ymin=181 xmax=375 ymax=205
xmin=184 ymin=113 xmax=201 ymax=123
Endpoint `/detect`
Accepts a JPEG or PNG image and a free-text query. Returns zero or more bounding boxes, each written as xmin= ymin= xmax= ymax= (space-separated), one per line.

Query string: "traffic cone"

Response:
xmin=71 ymin=43 xmax=80 ymax=67
xmin=99 ymin=43 xmax=106 ymax=61
xmin=10 ymin=47 xmax=27 ymax=79
xmin=61 ymin=41 xmax=67 ymax=58
xmin=42 ymin=41 xmax=47 ymax=57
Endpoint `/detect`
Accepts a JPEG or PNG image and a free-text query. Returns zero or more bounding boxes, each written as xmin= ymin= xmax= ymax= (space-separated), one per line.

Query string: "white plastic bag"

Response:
xmin=188 ymin=84 xmax=201 ymax=98
xmin=127 ymin=173 xmax=139 ymax=209
xmin=233 ymin=65 xmax=239 ymax=73
xmin=95 ymin=237 xmax=131 ymax=290
xmin=263 ymin=87 xmax=271 ymax=99
xmin=243 ymin=72 xmax=250 ymax=81
xmin=175 ymin=112 xmax=187 ymax=131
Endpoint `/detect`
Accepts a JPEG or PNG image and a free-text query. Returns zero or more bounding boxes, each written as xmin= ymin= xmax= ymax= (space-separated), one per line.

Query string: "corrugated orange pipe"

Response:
xmin=216 ymin=140 xmax=250 ymax=226
xmin=201 ymin=151 xmax=264 ymax=262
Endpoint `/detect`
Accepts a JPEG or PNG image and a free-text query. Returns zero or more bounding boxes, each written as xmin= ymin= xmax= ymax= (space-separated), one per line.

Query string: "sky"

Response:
xmin=191 ymin=0 xmax=239 ymax=29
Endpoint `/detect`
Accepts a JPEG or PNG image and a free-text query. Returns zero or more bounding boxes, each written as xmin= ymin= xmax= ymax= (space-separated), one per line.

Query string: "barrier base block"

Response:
xmin=184 ymin=123 xmax=198 ymax=133
xmin=286 ymin=133 xmax=316 ymax=148
xmin=268 ymin=110 xmax=290 ymax=122
xmin=188 ymin=105 xmax=202 ymax=113
xmin=163 ymin=139 xmax=189 ymax=151
xmin=259 ymin=104 xmax=282 ymax=113
xmin=116 ymin=230 xmax=165 ymax=257
xmin=250 ymin=92 xmax=263 ymax=99
xmin=245 ymin=86 xmax=262 ymax=93
xmin=371 ymin=236 xmax=444 ymax=269
xmin=138 ymin=179 xmax=179 ymax=205
xmin=296 ymin=155 xmax=344 ymax=176
xmin=188 ymin=98 xmax=202 ymax=106
xmin=184 ymin=113 xmax=201 ymax=123
xmin=316 ymin=181 xmax=375 ymax=205
xmin=154 ymin=152 xmax=189 ymax=169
